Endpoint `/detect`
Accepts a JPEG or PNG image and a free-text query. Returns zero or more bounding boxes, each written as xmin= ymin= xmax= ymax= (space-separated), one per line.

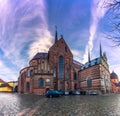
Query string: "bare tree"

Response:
xmin=103 ymin=0 xmax=120 ymax=46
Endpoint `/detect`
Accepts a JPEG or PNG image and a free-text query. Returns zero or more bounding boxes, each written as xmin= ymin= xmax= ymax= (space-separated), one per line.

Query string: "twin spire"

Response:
xmin=55 ymin=26 xmax=58 ymax=43
xmin=55 ymin=26 xmax=103 ymax=62
xmin=100 ymin=42 xmax=102 ymax=57
xmin=88 ymin=42 xmax=103 ymax=62
xmin=54 ymin=26 xmax=64 ymax=44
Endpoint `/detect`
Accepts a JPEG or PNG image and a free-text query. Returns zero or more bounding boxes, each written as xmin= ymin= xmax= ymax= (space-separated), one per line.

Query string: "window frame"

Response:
xmin=59 ymin=56 xmax=64 ymax=78
xmin=87 ymin=77 xmax=92 ymax=88
xmin=39 ymin=78 xmax=44 ymax=88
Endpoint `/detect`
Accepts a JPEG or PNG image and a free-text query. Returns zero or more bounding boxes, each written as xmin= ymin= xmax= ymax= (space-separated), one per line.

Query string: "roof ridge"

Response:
xmin=31 ymin=52 xmax=48 ymax=61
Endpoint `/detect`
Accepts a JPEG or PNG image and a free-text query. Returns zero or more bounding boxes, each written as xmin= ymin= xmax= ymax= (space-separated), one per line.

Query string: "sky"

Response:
xmin=0 ymin=0 xmax=120 ymax=82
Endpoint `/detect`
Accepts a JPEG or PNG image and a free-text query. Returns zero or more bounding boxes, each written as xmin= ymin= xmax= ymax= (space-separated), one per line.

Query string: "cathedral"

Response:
xmin=18 ymin=29 xmax=111 ymax=95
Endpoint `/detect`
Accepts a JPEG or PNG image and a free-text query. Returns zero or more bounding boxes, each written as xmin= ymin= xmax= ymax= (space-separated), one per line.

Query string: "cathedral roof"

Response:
xmin=73 ymin=60 xmax=83 ymax=66
xmin=81 ymin=57 xmax=102 ymax=70
xmin=110 ymin=71 xmax=118 ymax=79
xmin=31 ymin=53 xmax=48 ymax=60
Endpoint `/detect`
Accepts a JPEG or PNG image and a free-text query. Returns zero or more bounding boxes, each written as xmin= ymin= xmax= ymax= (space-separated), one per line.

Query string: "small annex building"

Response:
xmin=79 ymin=53 xmax=111 ymax=94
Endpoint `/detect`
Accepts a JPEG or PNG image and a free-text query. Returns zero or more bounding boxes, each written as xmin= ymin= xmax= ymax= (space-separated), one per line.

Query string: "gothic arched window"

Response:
xmin=39 ymin=78 xmax=44 ymax=88
xmin=101 ymin=72 xmax=106 ymax=86
xmin=27 ymin=69 xmax=30 ymax=77
xmin=66 ymin=68 xmax=69 ymax=79
xmin=60 ymin=82 xmax=63 ymax=91
xmin=74 ymin=83 xmax=77 ymax=90
xmin=59 ymin=56 xmax=64 ymax=78
xmin=74 ymin=72 xmax=77 ymax=80
xmin=53 ymin=67 xmax=56 ymax=77
xmin=26 ymin=82 xmax=30 ymax=91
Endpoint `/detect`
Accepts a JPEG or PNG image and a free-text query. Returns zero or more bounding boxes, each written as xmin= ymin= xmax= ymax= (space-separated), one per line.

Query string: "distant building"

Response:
xmin=0 ymin=79 xmax=5 ymax=85
xmin=18 ymin=29 xmax=111 ymax=95
xmin=8 ymin=81 xmax=18 ymax=92
xmin=0 ymin=79 xmax=18 ymax=92
xmin=110 ymin=71 xmax=120 ymax=93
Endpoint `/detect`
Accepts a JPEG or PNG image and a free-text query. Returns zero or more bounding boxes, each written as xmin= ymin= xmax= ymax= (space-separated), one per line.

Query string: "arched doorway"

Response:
xmin=74 ymin=83 xmax=77 ymax=90
xmin=14 ymin=86 xmax=18 ymax=92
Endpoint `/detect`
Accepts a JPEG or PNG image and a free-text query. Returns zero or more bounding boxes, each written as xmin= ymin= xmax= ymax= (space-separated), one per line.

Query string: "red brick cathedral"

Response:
xmin=18 ymin=29 xmax=111 ymax=95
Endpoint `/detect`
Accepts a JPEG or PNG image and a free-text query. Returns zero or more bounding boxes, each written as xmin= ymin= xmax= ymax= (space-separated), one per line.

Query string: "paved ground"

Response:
xmin=0 ymin=93 xmax=120 ymax=116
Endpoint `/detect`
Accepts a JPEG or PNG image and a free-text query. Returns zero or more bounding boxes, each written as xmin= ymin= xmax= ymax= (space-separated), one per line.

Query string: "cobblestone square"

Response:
xmin=0 ymin=93 xmax=120 ymax=116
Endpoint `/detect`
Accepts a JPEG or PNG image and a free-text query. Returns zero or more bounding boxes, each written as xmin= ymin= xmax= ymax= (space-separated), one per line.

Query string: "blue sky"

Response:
xmin=0 ymin=0 xmax=120 ymax=82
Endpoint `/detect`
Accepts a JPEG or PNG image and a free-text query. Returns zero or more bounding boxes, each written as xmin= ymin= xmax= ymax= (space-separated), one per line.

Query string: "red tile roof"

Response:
xmin=0 ymin=78 xmax=5 ymax=83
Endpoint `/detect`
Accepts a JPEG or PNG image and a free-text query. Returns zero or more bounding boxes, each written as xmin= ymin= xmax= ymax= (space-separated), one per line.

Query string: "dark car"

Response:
xmin=89 ymin=91 xmax=98 ymax=95
xmin=45 ymin=90 xmax=63 ymax=98
xmin=69 ymin=90 xmax=80 ymax=95
xmin=72 ymin=90 xmax=80 ymax=95
xmin=64 ymin=90 xmax=69 ymax=95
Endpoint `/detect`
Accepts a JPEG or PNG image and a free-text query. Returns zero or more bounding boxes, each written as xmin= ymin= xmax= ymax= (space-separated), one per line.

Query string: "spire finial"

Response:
xmin=100 ymin=41 xmax=102 ymax=57
xmin=55 ymin=25 xmax=58 ymax=43
xmin=61 ymin=35 xmax=63 ymax=38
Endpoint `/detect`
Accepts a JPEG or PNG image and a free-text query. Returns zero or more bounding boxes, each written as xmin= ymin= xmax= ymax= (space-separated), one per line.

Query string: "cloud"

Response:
xmin=28 ymin=29 xmax=53 ymax=59
xmin=0 ymin=0 xmax=53 ymax=81
xmin=0 ymin=60 xmax=18 ymax=81
xmin=82 ymin=0 xmax=108 ymax=63
xmin=27 ymin=0 xmax=54 ymax=59
xmin=71 ymin=49 xmax=83 ymax=63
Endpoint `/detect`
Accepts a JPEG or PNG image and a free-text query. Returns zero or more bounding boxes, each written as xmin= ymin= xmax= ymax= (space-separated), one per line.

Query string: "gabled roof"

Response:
xmin=31 ymin=53 xmax=48 ymax=60
xmin=0 ymin=78 xmax=5 ymax=83
xmin=50 ymin=37 xmax=73 ymax=57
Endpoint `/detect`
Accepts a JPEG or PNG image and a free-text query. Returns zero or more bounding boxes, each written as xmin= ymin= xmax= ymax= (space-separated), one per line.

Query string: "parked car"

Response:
xmin=45 ymin=90 xmax=63 ymax=98
xmin=69 ymin=91 xmax=73 ymax=95
xmin=64 ymin=90 xmax=69 ymax=95
xmin=80 ymin=91 xmax=86 ymax=95
xmin=72 ymin=90 xmax=80 ymax=95
xmin=69 ymin=90 xmax=80 ymax=95
xmin=89 ymin=91 xmax=98 ymax=95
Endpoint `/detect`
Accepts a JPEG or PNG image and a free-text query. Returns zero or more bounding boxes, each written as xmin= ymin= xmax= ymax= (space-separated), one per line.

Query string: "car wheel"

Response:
xmin=50 ymin=95 xmax=52 ymax=98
